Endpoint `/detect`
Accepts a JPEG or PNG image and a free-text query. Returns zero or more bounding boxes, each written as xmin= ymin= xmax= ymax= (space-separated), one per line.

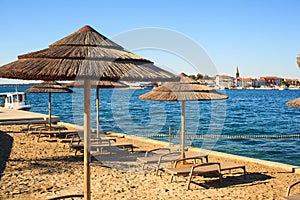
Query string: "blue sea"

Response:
xmin=2 ymin=86 xmax=300 ymax=166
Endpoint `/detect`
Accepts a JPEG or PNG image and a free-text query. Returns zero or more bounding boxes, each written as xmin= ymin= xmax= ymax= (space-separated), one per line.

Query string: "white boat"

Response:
xmin=278 ymin=86 xmax=288 ymax=90
xmin=140 ymin=83 xmax=158 ymax=89
xmin=0 ymin=92 xmax=31 ymax=110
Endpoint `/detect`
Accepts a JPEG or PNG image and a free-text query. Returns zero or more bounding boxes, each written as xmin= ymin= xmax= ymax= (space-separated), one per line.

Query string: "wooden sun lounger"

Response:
xmin=75 ymin=137 xmax=117 ymax=144
xmin=59 ymin=132 xmax=81 ymax=143
xmin=137 ymin=148 xmax=172 ymax=169
xmin=21 ymin=123 xmax=47 ymax=133
xmin=283 ymin=180 xmax=300 ymax=200
xmin=137 ymin=148 xmax=209 ymax=175
xmin=165 ymin=158 xmax=246 ymax=190
xmin=29 ymin=130 xmax=80 ymax=142
xmin=26 ymin=124 xmax=66 ymax=131
xmin=154 ymin=152 xmax=182 ymax=175
xmin=70 ymin=142 xmax=134 ymax=155
xmin=66 ymin=135 xmax=118 ymax=153
xmin=75 ymin=130 xmax=118 ymax=143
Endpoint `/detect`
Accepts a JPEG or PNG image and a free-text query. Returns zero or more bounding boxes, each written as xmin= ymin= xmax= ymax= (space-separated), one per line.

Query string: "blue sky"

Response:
xmin=0 ymin=0 xmax=300 ymax=84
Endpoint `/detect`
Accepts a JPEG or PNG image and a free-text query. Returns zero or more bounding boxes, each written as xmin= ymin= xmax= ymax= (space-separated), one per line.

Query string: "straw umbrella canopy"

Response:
xmin=0 ymin=25 xmax=177 ymax=200
xmin=0 ymin=26 xmax=175 ymax=82
xmin=25 ymin=81 xmax=73 ymax=129
xmin=287 ymin=98 xmax=300 ymax=108
xmin=139 ymin=74 xmax=228 ymax=158
xmin=66 ymin=80 xmax=128 ymax=137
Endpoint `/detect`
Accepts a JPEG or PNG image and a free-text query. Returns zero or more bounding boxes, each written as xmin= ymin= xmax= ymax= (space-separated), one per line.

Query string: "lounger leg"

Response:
xmin=155 ymin=163 xmax=161 ymax=176
xmin=187 ymin=173 xmax=193 ymax=190
xmin=170 ymin=175 xmax=174 ymax=183
xmin=243 ymin=167 xmax=246 ymax=179
xmin=37 ymin=131 xmax=41 ymax=142
xmin=130 ymin=146 xmax=133 ymax=153
xmin=26 ymin=124 xmax=30 ymax=136
xmin=155 ymin=167 xmax=159 ymax=176
xmin=205 ymin=156 xmax=208 ymax=163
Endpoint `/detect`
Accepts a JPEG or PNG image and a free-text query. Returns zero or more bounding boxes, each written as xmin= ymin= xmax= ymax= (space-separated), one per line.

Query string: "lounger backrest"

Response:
xmin=159 ymin=151 xmax=181 ymax=162
xmin=286 ymin=180 xmax=300 ymax=197
xmin=77 ymin=130 xmax=84 ymax=140
xmin=145 ymin=147 xmax=171 ymax=157
xmin=76 ymin=130 xmax=106 ymax=140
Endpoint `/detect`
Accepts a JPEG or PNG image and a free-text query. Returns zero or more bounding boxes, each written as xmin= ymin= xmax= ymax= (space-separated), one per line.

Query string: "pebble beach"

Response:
xmin=1 ymin=124 xmax=300 ymax=200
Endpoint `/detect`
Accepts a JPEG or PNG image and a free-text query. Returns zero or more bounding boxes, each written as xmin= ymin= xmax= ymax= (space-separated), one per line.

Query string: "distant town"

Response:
xmin=1 ymin=66 xmax=299 ymax=90
xmin=188 ymin=66 xmax=300 ymax=90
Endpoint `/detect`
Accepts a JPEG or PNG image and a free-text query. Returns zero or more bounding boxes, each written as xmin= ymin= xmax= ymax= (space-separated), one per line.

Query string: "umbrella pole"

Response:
xmin=181 ymin=101 xmax=186 ymax=159
xmin=84 ymin=80 xmax=91 ymax=200
xmin=48 ymin=92 xmax=52 ymax=130
xmin=96 ymin=88 xmax=100 ymax=138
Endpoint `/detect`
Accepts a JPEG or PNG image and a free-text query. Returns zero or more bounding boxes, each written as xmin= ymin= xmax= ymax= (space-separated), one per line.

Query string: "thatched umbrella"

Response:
xmin=287 ymin=98 xmax=300 ymax=108
xmin=0 ymin=26 xmax=175 ymax=82
xmin=0 ymin=25 xmax=177 ymax=200
xmin=25 ymin=81 xmax=73 ymax=129
xmin=139 ymin=74 xmax=228 ymax=158
xmin=66 ymin=80 xmax=128 ymax=137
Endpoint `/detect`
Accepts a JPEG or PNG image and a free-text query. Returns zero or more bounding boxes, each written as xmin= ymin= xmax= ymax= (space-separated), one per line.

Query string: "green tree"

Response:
xmin=196 ymin=73 xmax=203 ymax=80
xmin=281 ymin=80 xmax=290 ymax=87
xmin=188 ymin=75 xmax=196 ymax=80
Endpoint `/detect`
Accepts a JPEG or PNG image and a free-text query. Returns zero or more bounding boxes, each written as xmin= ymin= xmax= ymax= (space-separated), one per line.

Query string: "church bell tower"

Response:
xmin=235 ymin=66 xmax=240 ymax=78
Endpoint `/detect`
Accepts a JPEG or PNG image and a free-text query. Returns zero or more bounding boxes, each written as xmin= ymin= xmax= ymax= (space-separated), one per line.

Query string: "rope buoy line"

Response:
xmin=133 ymin=134 xmax=300 ymax=139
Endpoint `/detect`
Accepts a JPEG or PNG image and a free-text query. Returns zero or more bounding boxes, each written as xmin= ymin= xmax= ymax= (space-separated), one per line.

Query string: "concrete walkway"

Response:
xmin=0 ymin=107 xmax=59 ymax=125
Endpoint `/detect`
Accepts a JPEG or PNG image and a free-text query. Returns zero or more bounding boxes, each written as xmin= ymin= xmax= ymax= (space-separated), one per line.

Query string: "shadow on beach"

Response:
xmin=6 ymin=156 xmax=84 ymax=178
xmin=7 ymin=147 xmax=145 ymax=175
xmin=89 ymin=148 xmax=146 ymax=172
xmin=188 ymin=172 xmax=274 ymax=189
xmin=0 ymin=131 xmax=13 ymax=179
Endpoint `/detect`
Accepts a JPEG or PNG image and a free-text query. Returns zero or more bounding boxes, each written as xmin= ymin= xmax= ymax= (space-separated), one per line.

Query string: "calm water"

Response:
xmin=2 ymin=86 xmax=300 ymax=166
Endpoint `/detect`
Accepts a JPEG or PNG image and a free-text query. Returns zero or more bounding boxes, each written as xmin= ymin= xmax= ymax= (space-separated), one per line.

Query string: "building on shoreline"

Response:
xmin=215 ymin=74 xmax=235 ymax=89
xmin=237 ymin=77 xmax=257 ymax=88
xmin=214 ymin=67 xmax=299 ymax=89
xmin=259 ymin=76 xmax=283 ymax=87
